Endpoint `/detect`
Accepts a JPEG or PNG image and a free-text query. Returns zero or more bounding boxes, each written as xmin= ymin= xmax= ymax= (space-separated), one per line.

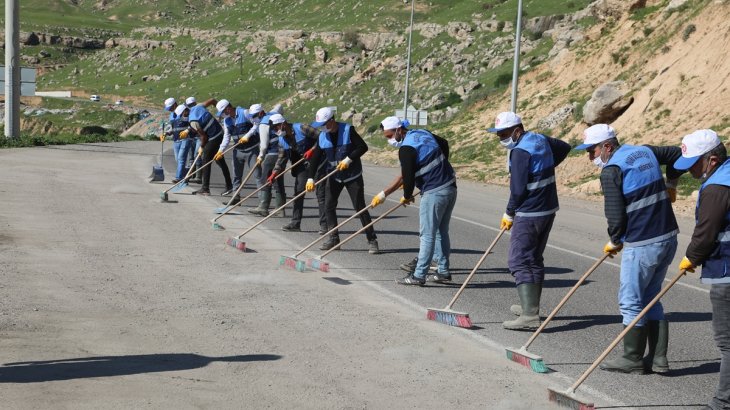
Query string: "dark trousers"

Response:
xmin=508 ymin=213 xmax=555 ymax=285
xmin=291 ymin=163 xmax=327 ymax=229
xmin=325 ymin=175 xmax=376 ymax=242
xmin=711 ymin=284 xmax=730 ymax=409
xmin=202 ymin=137 xmax=232 ymax=191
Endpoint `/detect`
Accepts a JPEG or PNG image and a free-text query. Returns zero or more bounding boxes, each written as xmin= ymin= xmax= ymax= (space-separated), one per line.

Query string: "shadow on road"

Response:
xmin=0 ymin=353 xmax=281 ymax=383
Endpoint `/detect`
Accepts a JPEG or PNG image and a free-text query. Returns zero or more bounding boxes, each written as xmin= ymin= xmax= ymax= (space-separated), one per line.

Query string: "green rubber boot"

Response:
xmin=249 ymin=191 xmax=271 ymax=216
xmin=272 ymin=192 xmax=286 ymax=217
xmin=510 ymin=282 xmax=542 ymax=316
xmin=503 ymin=283 xmax=541 ymax=330
xmin=599 ymin=326 xmax=648 ymax=374
xmin=644 ymin=320 xmax=669 ymax=373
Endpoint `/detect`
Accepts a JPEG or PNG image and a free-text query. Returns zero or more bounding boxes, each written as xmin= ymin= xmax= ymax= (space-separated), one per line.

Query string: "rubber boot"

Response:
xmin=510 ymin=282 xmax=542 ymax=316
xmin=599 ymin=326 xmax=648 ymax=374
xmin=503 ymin=283 xmax=541 ymax=330
xmin=189 ymin=166 xmax=202 ymax=184
xmin=249 ymin=191 xmax=271 ymax=216
xmin=272 ymin=192 xmax=286 ymax=217
xmin=644 ymin=320 xmax=669 ymax=373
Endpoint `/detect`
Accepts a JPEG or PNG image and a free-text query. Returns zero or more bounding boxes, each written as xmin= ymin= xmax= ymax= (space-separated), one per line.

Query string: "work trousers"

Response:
xmin=325 ymin=175 xmax=376 ymax=242
xmin=508 ymin=213 xmax=555 ymax=285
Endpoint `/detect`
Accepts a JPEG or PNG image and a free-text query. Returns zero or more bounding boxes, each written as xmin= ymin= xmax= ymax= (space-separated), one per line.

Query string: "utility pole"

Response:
xmin=5 ymin=0 xmax=20 ymax=138
xmin=402 ymin=0 xmax=415 ymax=120
xmin=510 ymin=0 xmax=523 ymax=113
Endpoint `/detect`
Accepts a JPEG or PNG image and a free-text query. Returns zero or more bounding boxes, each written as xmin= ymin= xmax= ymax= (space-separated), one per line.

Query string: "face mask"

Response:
xmin=275 ymin=129 xmax=286 ymax=137
xmin=251 ymin=116 xmax=262 ymax=125
xmin=592 ymin=146 xmax=609 ymax=168
xmin=499 ymin=129 xmax=518 ymax=150
xmin=388 ymin=137 xmax=403 ymax=148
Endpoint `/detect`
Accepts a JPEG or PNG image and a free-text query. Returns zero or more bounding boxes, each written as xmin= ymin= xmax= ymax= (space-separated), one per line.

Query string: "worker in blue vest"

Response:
xmin=166 ymin=104 xmax=194 ymax=183
xmin=575 ymin=123 xmax=684 ymax=374
xmin=305 ymin=106 xmax=379 ymax=254
xmin=244 ymin=104 xmax=288 ymax=217
xmin=375 ymin=116 xmax=457 ymax=285
xmin=673 ymin=129 xmax=730 ymax=407
xmin=269 ymin=116 xmax=328 ymax=233
xmin=215 ymin=99 xmax=259 ymax=203
xmin=187 ymin=100 xmax=233 ymax=196
xmin=487 ymin=111 xmax=570 ymax=330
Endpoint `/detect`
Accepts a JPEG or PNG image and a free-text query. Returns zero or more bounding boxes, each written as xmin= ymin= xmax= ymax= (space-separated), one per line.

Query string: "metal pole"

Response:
xmin=403 ymin=0 xmax=415 ymax=120
xmin=510 ymin=0 xmax=523 ymax=113
xmin=5 ymin=0 xmax=20 ymax=138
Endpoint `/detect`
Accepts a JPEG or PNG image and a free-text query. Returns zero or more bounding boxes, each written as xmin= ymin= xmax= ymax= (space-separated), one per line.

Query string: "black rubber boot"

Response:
xmin=272 ymin=192 xmax=286 ymax=217
xmin=503 ymin=283 xmax=541 ymax=330
xmin=600 ymin=326 xmax=648 ymax=374
xmin=644 ymin=320 xmax=669 ymax=373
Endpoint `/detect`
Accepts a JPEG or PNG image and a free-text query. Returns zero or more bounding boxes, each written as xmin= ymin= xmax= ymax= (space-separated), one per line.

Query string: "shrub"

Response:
xmin=682 ymin=24 xmax=696 ymax=41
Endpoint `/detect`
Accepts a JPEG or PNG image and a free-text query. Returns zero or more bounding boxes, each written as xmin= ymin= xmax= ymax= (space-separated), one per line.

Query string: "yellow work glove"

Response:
xmin=400 ymin=196 xmax=414 ymax=206
xmin=679 ymin=256 xmax=696 ymax=273
xmin=604 ymin=241 xmax=623 ymax=258
xmin=336 ymin=157 xmax=352 ymax=171
xmin=500 ymin=213 xmax=513 ymax=231
xmin=305 ymin=178 xmax=315 ymax=192
xmin=159 ymin=134 xmax=165 ymax=142
xmin=256 ymin=156 xmax=263 ymax=166
xmin=238 ymin=136 xmax=249 ymax=145
xmin=198 ymin=147 xmax=203 ymax=157
xmin=214 ymin=151 xmax=224 ymax=161
xmin=371 ymin=191 xmax=386 ymax=208
xmin=179 ymin=129 xmax=189 ymax=139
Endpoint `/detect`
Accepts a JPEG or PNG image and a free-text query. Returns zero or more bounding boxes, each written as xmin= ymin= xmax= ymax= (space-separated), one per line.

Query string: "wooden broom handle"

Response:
xmin=319 ymin=191 xmax=423 ymax=259
xmin=567 ymin=269 xmax=687 ymax=394
xmin=522 ymin=253 xmax=610 ymax=350
xmin=294 ymin=205 xmax=373 ymax=258
xmin=445 ymin=228 xmax=506 ymax=310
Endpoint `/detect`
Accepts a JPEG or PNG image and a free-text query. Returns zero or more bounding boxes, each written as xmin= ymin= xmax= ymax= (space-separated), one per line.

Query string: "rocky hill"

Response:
xmin=3 ymin=0 xmax=729 ymax=212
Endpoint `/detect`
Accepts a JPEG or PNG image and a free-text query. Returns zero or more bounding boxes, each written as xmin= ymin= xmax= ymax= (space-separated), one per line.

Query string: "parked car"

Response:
xmin=115 ymin=100 xmax=124 ymax=106
xmin=90 ymin=95 xmax=101 ymax=102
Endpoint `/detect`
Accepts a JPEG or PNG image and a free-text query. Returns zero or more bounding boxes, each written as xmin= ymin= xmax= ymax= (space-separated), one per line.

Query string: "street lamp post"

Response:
xmin=510 ymin=0 xmax=524 ymax=113
xmin=403 ymin=0 xmax=415 ymax=121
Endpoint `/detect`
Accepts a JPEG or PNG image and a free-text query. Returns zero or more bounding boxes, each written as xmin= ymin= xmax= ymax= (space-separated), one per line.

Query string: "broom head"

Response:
xmin=280 ymin=255 xmax=307 ymax=272
xmin=160 ymin=192 xmax=169 ymax=202
xmin=214 ymin=206 xmax=228 ymax=214
xmin=547 ymin=388 xmax=594 ymax=410
xmin=505 ymin=347 xmax=549 ymax=373
xmin=426 ymin=307 xmax=473 ymax=328
xmin=170 ymin=181 xmax=188 ymax=193
xmin=211 ymin=221 xmax=225 ymax=231
xmin=306 ymin=258 xmax=330 ymax=272
xmin=226 ymin=237 xmax=246 ymax=252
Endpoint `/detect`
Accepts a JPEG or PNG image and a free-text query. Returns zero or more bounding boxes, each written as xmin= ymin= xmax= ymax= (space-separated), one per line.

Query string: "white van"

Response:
xmin=90 ymin=95 xmax=101 ymax=102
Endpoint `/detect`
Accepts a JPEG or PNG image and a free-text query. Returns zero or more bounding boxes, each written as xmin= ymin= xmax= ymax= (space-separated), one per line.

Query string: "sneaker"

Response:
xmin=171 ymin=178 xmax=181 ymax=183
xmin=426 ymin=273 xmax=452 ymax=283
xmin=396 ymin=275 xmax=425 ymax=286
xmin=368 ymin=240 xmax=380 ymax=255
xmin=319 ymin=236 xmax=340 ymax=251
xmin=221 ymin=188 xmax=235 ymax=196
xmin=192 ymin=188 xmax=210 ymax=196
xmin=399 ymin=258 xmax=439 ymax=274
xmin=282 ymin=222 xmax=301 ymax=232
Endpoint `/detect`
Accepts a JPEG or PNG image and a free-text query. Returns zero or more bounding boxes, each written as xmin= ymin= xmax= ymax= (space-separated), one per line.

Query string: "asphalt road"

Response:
xmin=176 ymin=146 xmax=716 ymax=409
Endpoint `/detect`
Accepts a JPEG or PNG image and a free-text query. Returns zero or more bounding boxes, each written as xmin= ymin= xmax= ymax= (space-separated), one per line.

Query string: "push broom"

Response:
xmin=226 ymin=168 xmax=339 ymax=252
xmin=211 ymin=157 xmax=306 ymax=230
xmin=160 ymin=138 xmax=242 ymax=202
xmin=548 ymin=269 xmax=687 ymax=410
xmin=426 ymin=227 xmax=506 ymax=328
xmin=505 ymin=253 xmax=611 ymax=373
xmin=159 ymin=150 xmax=202 ymax=201
xmin=307 ymin=191 xmax=422 ymax=273
xmin=280 ymin=205 xmax=374 ymax=272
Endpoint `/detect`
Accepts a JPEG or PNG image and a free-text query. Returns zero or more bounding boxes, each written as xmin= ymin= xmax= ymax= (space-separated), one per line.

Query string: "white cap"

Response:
xmin=268 ymin=113 xmax=285 ymax=125
xmin=574 ymin=124 xmax=616 ymax=150
xmin=249 ymin=103 xmax=263 ymax=116
xmin=215 ymin=99 xmax=231 ymax=116
xmin=174 ymin=104 xmax=187 ymax=117
xmin=674 ymin=129 xmax=722 ymax=170
xmin=185 ymin=96 xmax=196 ymax=106
xmin=381 ymin=116 xmax=411 ymax=131
xmin=312 ymin=106 xmax=335 ymax=127
xmin=487 ymin=111 xmax=522 ymax=133
xmin=164 ymin=97 xmax=176 ymax=110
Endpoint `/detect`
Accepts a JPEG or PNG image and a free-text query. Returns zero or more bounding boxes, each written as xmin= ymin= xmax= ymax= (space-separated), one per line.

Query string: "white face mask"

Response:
xmin=275 ymin=129 xmax=286 ymax=137
xmin=593 ymin=146 xmax=608 ymax=168
xmin=499 ymin=129 xmax=518 ymax=150
xmin=387 ymin=129 xmax=404 ymax=148
xmin=251 ymin=115 xmax=262 ymax=125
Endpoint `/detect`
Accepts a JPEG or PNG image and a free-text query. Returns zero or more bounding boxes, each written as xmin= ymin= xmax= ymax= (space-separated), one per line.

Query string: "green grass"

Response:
xmin=0 ymin=132 xmax=142 ymax=149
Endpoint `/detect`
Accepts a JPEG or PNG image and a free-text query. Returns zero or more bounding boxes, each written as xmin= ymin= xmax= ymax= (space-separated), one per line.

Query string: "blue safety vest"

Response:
xmin=319 ymin=122 xmax=362 ymax=182
xmin=169 ymin=115 xmax=190 ymax=142
xmin=509 ymin=131 xmax=559 ymax=217
xmin=169 ymin=112 xmax=177 ymax=121
xmin=188 ymin=105 xmax=223 ymax=140
xmin=401 ymin=129 xmax=456 ymax=194
xmin=606 ymin=144 xmax=678 ymax=247
xmin=224 ymin=107 xmax=258 ymax=152
xmin=293 ymin=123 xmax=315 ymax=154
xmin=697 ymin=159 xmax=730 ymax=283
